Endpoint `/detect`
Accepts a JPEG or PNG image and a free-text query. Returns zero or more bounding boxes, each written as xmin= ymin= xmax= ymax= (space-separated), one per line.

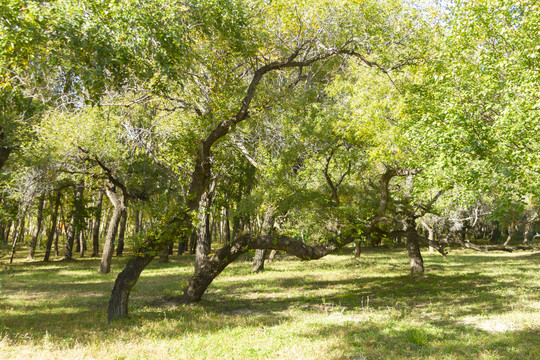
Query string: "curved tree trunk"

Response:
xmin=100 ymin=184 xmax=126 ymax=274
xmin=28 ymin=195 xmax=45 ymax=259
xmin=181 ymin=233 xmax=354 ymax=303
xmin=108 ymin=254 xmax=154 ymax=321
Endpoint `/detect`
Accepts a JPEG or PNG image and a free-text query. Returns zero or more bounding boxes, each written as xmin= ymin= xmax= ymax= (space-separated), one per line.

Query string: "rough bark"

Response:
xmin=405 ymin=232 xmax=424 ymax=275
xmin=28 ymin=195 xmax=45 ymax=259
xmin=100 ymin=184 xmax=126 ymax=274
xmin=268 ymin=249 xmax=278 ymax=262
xmin=91 ymin=190 xmax=104 ymax=257
xmin=44 ymin=191 xmax=62 ymax=262
xmin=252 ymin=249 xmax=268 ymax=272
xmin=107 ymin=254 xmax=154 ymax=321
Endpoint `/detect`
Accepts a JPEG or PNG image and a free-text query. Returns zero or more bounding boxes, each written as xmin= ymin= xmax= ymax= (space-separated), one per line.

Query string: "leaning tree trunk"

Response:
xmin=100 ymin=185 xmax=126 ymax=274
xmin=28 ymin=195 xmax=45 ymax=259
xmin=181 ymin=233 xmax=355 ymax=303
xmin=108 ymin=253 xmax=154 ymax=321
xmin=44 ymin=190 xmax=62 ymax=262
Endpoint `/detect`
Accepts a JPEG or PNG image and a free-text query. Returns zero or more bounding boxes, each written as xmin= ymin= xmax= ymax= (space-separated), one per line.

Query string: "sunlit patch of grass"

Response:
xmin=0 ymin=247 xmax=539 ymax=359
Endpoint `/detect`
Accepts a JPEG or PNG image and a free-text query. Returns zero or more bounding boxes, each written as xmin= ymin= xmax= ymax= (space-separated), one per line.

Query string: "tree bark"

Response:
xmin=181 ymin=233 xmax=354 ymax=303
xmin=9 ymin=207 xmax=27 ymax=263
xmin=100 ymin=184 xmax=126 ymax=274
xmin=91 ymin=190 xmax=104 ymax=257
xmin=116 ymin=208 xmax=128 ymax=256
xmin=354 ymin=242 xmax=361 ymax=257
xmin=28 ymin=195 xmax=45 ymax=259
xmin=108 ymin=254 xmax=154 ymax=321
xmin=252 ymin=207 xmax=275 ymax=272
xmin=44 ymin=190 xmax=62 ymax=262
xmin=404 ymin=220 xmax=424 ymax=274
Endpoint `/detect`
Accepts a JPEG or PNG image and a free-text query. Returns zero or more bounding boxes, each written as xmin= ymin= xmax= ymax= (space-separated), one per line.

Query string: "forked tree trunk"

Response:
xmin=28 ymin=195 xmax=45 ymax=259
xmin=100 ymin=185 xmax=126 ymax=274
xmin=44 ymin=191 xmax=62 ymax=262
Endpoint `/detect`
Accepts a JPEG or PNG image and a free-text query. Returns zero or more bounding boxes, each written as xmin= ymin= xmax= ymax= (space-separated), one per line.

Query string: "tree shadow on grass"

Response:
xmin=305 ymin=318 xmax=540 ymax=360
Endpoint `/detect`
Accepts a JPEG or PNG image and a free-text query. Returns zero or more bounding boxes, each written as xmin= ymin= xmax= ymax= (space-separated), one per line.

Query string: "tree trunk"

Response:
xmin=133 ymin=209 xmax=141 ymax=235
xmin=28 ymin=195 xmax=45 ymax=259
xmin=116 ymin=208 xmax=128 ymax=256
xmin=181 ymin=233 xmax=354 ymax=303
xmin=354 ymin=242 xmax=361 ymax=258
xmin=268 ymin=249 xmax=277 ymax=262
xmin=252 ymin=249 xmax=267 ymax=272
xmin=100 ymin=184 xmax=126 ymax=274
xmin=252 ymin=207 xmax=275 ymax=272
xmin=79 ymin=230 xmax=86 ymax=257
xmin=44 ymin=190 xmax=62 ymax=262
xmin=64 ymin=184 xmax=85 ymax=260
xmin=91 ymin=190 xmax=104 ymax=257
xmin=108 ymin=254 xmax=154 ymax=321
xmin=9 ymin=207 xmax=27 ymax=263
xmin=404 ymin=222 xmax=424 ymax=274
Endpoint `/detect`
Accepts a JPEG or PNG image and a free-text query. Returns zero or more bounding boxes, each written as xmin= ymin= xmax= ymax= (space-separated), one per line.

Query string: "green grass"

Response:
xmin=0 ymin=246 xmax=539 ymax=359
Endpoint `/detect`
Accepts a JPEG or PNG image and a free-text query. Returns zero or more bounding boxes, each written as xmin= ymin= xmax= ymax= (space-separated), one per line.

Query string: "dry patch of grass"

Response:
xmin=1 ymin=247 xmax=539 ymax=359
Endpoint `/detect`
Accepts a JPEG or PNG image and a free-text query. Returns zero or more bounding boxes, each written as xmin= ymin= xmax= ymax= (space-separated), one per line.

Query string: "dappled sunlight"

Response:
xmin=0 ymin=248 xmax=539 ymax=359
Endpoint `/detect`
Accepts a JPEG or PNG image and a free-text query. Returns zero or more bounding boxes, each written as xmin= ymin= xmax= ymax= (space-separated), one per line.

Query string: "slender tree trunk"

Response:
xmin=268 ymin=249 xmax=277 ymax=262
xmin=116 ymin=209 xmax=128 ymax=256
xmin=79 ymin=230 xmax=86 ymax=257
xmin=28 ymin=195 xmax=45 ymax=259
xmin=54 ymin=225 xmax=60 ymax=257
xmin=133 ymin=209 xmax=140 ymax=235
xmin=354 ymin=242 xmax=361 ymax=258
xmin=44 ymin=191 xmax=62 ymax=262
xmin=9 ymin=207 xmax=27 ymax=263
xmin=194 ymin=184 xmax=216 ymax=268
xmin=100 ymin=185 xmax=126 ymax=274
xmin=64 ymin=184 xmax=84 ymax=260
xmin=91 ymin=190 xmax=104 ymax=257
xmin=503 ymin=227 xmax=514 ymax=247
xmin=252 ymin=249 xmax=267 ymax=272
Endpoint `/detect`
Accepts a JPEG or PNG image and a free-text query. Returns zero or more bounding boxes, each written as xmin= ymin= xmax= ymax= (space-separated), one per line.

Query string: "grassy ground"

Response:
xmin=0 ymin=246 xmax=539 ymax=360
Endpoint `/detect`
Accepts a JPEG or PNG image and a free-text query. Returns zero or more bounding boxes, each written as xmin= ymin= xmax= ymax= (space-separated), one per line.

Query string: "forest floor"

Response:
xmin=0 ymin=245 xmax=539 ymax=359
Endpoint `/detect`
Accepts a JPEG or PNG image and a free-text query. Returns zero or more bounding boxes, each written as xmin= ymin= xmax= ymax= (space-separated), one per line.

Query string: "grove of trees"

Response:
xmin=1 ymin=0 xmax=538 ymax=321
